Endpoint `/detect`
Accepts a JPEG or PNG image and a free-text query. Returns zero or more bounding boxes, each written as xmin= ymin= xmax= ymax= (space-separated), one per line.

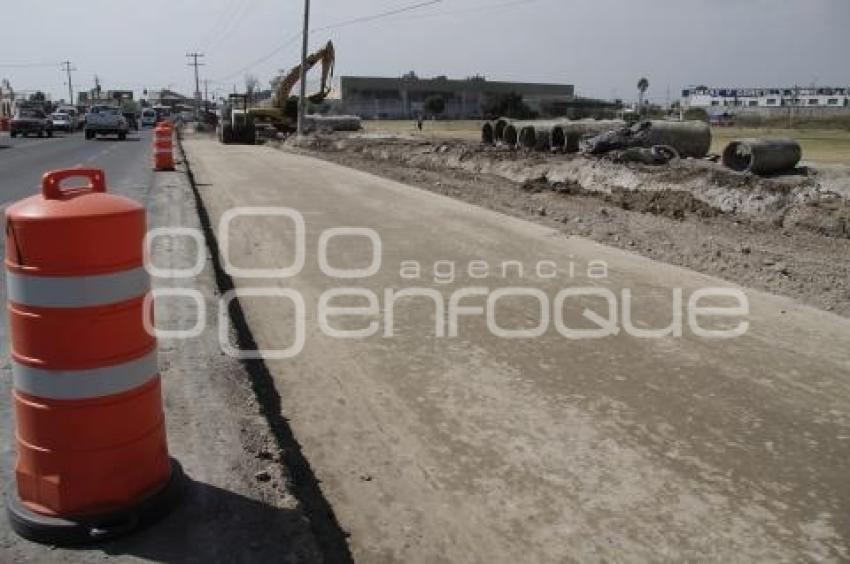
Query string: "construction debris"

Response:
xmin=483 ymin=118 xmax=709 ymax=160
xmin=614 ymin=145 xmax=679 ymax=165
xmin=721 ymin=138 xmax=802 ymax=175
xmin=582 ymin=120 xmax=711 ymax=158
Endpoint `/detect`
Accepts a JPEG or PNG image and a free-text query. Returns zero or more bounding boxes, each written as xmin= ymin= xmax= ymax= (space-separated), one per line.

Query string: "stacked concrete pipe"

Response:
xmin=581 ymin=119 xmax=711 ymax=158
xmin=494 ymin=118 xmax=512 ymax=144
xmin=481 ymin=118 xmax=514 ymax=145
xmin=551 ymin=120 xmax=626 ymax=153
xmin=721 ymin=138 xmax=802 ymax=175
xmin=502 ymin=120 xmax=566 ymax=149
xmin=481 ymin=121 xmax=495 ymax=144
xmin=630 ymin=120 xmax=711 ymax=158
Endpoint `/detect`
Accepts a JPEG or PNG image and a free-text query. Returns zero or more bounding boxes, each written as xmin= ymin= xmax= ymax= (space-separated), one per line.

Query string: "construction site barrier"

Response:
xmin=4 ymin=168 xmax=182 ymax=545
xmin=153 ymin=123 xmax=175 ymax=171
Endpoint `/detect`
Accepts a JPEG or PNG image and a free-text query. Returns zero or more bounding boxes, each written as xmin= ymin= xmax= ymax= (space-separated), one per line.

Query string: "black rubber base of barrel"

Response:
xmin=6 ymin=458 xmax=184 ymax=546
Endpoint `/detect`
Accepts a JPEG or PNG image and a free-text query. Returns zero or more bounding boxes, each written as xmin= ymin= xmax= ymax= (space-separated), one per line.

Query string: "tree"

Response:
xmin=245 ymin=74 xmax=260 ymax=103
xmin=401 ymin=70 xmax=418 ymax=80
xmin=482 ymin=92 xmax=537 ymax=120
xmin=637 ymin=77 xmax=649 ymax=115
xmin=29 ymin=91 xmax=46 ymax=102
xmin=424 ymin=95 xmax=445 ymax=118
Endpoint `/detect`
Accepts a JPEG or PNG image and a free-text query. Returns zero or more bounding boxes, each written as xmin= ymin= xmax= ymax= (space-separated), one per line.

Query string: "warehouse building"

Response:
xmin=682 ymin=85 xmax=850 ymax=109
xmin=339 ymin=75 xmax=574 ymax=119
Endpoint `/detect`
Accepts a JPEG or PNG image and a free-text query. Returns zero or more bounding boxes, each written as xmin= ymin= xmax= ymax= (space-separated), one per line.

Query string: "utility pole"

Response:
xmin=204 ymin=79 xmax=209 ymax=113
xmin=186 ymin=52 xmax=205 ymax=120
xmin=61 ymin=61 xmax=76 ymax=105
xmin=297 ymin=0 xmax=310 ymax=138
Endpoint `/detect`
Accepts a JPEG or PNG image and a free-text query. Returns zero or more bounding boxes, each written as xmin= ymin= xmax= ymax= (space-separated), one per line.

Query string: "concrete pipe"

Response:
xmin=481 ymin=122 xmax=495 ymax=144
xmin=493 ymin=118 xmax=512 ymax=144
xmin=504 ymin=120 xmax=569 ymax=150
xmin=721 ymin=138 xmax=802 ymax=175
xmin=532 ymin=123 xmax=570 ymax=151
xmin=552 ymin=120 xmax=626 ymax=153
xmin=502 ymin=123 xmax=520 ymax=147
xmin=518 ymin=126 xmax=538 ymax=150
xmin=633 ymin=120 xmax=711 ymax=158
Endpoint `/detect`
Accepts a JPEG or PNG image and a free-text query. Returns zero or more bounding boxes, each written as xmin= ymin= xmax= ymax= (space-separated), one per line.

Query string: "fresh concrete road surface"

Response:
xmin=184 ymin=131 xmax=850 ymax=563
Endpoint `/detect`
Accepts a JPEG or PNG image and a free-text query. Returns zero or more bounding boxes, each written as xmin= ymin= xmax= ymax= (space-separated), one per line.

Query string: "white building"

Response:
xmin=682 ymin=86 xmax=850 ymax=110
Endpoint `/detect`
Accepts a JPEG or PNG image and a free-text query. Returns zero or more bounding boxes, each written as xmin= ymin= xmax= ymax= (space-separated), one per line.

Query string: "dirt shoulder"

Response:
xmin=289 ymin=135 xmax=850 ymax=317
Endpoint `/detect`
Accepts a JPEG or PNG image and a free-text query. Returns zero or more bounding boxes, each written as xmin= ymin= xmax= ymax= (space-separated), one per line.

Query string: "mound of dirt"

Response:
xmin=287 ymin=133 xmax=850 ymax=317
xmin=605 ymin=188 xmax=720 ymax=220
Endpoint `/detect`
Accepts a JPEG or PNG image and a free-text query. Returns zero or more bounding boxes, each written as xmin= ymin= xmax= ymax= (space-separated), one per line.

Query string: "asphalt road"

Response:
xmin=0 ymin=129 xmax=155 ymax=210
xmin=184 ymin=131 xmax=850 ymax=563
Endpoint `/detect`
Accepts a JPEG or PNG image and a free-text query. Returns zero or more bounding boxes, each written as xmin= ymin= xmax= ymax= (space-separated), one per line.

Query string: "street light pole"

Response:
xmin=296 ymin=0 xmax=310 ymax=138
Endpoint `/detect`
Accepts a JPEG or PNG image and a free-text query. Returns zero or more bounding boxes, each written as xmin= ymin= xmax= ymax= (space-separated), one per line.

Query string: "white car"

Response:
xmin=140 ymin=108 xmax=157 ymax=127
xmin=50 ymin=112 xmax=74 ymax=132
xmin=56 ymin=107 xmax=81 ymax=130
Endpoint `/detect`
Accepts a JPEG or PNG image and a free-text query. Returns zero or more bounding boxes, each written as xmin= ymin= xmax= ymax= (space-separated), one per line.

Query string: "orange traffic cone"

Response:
xmin=4 ymin=168 xmax=182 ymax=545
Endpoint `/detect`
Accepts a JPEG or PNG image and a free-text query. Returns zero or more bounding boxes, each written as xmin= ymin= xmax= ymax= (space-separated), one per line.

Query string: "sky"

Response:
xmin=2 ymin=0 xmax=848 ymax=104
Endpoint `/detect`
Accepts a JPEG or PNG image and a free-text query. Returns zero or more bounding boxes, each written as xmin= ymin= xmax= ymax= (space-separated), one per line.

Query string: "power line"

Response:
xmin=212 ymin=0 xmax=443 ymax=82
xmin=389 ymin=0 xmax=546 ymax=22
xmin=198 ymin=0 xmax=243 ymax=50
xmin=206 ymin=0 xmax=258 ymax=53
xmin=213 ymin=32 xmax=301 ymax=82
xmin=312 ymin=0 xmax=443 ymax=32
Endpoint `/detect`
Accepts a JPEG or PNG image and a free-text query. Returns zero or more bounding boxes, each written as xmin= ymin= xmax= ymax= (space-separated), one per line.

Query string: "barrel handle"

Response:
xmin=42 ymin=169 xmax=106 ymax=199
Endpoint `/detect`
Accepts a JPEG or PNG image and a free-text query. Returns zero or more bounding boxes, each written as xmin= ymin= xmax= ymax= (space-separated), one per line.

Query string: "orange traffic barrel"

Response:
xmin=153 ymin=139 xmax=175 ymax=171
xmin=153 ymin=123 xmax=174 ymax=170
xmin=4 ymin=168 xmax=182 ymax=545
xmin=155 ymin=122 xmax=174 ymax=141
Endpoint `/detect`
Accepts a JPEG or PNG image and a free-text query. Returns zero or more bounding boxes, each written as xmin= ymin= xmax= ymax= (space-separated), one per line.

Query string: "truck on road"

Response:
xmin=10 ymin=107 xmax=53 ymax=138
xmin=85 ymin=105 xmax=129 ymax=140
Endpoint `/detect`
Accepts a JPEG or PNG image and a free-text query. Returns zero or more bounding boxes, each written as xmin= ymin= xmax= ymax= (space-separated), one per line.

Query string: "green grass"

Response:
xmin=361 ymin=120 xmax=850 ymax=165
xmin=711 ymin=128 xmax=850 ymax=164
xmin=362 ymin=120 xmax=484 ymax=141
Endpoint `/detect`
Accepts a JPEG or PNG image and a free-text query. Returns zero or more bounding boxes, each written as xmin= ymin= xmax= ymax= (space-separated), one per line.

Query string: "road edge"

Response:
xmin=175 ymin=127 xmax=354 ymax=564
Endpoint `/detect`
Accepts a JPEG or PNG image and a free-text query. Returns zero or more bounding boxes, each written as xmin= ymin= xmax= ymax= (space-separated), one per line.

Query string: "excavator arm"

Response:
xmin=272 ymin=40 xmax=335 ymax=108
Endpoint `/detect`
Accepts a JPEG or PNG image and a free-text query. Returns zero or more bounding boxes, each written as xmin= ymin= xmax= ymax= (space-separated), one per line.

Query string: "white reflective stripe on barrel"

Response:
xmin=13 ymin=349 xmax=159 ymax=400
xmin=6 ymin=267 xmax=149 ymax=308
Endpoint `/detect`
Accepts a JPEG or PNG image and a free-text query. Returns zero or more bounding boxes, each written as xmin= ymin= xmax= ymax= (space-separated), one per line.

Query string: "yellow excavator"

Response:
xmin=248 ymin=40 xmax=336 ymax=133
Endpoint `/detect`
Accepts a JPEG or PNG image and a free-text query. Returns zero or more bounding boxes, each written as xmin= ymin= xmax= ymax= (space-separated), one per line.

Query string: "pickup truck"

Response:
xmin=85 ymin=105 xmax=129 ymax=140
xmin=10 ymin=108 xmax=53 ymax=138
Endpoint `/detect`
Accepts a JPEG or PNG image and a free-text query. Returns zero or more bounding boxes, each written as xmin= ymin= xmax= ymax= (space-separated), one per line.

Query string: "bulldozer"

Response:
xmin=247 ymin=40 xmax=336 ymax=134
